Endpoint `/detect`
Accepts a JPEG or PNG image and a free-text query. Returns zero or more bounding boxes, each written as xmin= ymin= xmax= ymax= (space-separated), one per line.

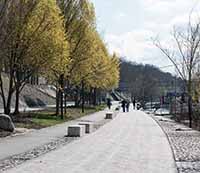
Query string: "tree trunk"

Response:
xmin=75 ymin=87 xmax=80 ymax=107
xmin=188 ymin=71 xmax=192 ymax=128
xmin=0 ymin=74 xmax=6 ymax=114
xmin=60 ymin=89 xmax=64 ymax=119
xmin=64 ymin=93 xmax=67 ymax=114
xmin=60 ymin=74 xmax=64 ymax=120
xmin=89 ymin=87 xmax=93 ymax=105
xmin=14 ymin=70 xmax=22 ymax=115
xmin=5 ymin=90 xmax=13 ymax=115
xmin=93 ymin=88 xmax=97 ymax=106
xmin=169 ymin=96 xmax=173 ymax=114
xmin=0 ymin=69 xmax=15 ymax=115
xmin=56 ymin=88 xmax=60 ymax=115
xmin=81 ymin=80 xmax=85 ymax=113
xmin=98 ymin=90 xmax=102 ymax=105
xmin=188 ymin=95 xmax=192 ymax=128
xmin=13 ymin=86 xmax=20 ymax=115
xmin=5 ymin=78 xmax=14 ymax=115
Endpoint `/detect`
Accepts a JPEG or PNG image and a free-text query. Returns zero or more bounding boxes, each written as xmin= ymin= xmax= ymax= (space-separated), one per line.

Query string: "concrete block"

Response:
xmin=79 ymin=122 xmax=94 ymax=133
xmin=105 ymin=112 xmax=114 ymax=119
xmin=67 ymin=125 xmax=85 ymax=137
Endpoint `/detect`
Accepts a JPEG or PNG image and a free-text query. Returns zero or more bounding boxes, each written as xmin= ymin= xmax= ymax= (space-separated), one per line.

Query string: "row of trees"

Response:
xmin=0 ymin=0 xmax=120 ymax=116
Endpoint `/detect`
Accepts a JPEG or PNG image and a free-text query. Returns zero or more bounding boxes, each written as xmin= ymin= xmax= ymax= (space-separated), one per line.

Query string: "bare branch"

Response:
xmin=153 ymin=38 xmax=185 ymax=81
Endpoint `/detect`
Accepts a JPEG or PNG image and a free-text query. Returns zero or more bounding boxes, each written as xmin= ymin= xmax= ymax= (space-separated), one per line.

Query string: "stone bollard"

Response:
xmin=67 ymin=125 xmax=85 ymax=137
xmin=79 ymin=122 xmax=94 ymax=134
xmin=105 ymin=112 xmax=114 ymax=119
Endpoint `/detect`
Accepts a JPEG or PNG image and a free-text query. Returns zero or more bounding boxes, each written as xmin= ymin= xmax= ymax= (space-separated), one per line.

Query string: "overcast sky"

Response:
xmin=91 ymin=0 xmax=200 ymax=73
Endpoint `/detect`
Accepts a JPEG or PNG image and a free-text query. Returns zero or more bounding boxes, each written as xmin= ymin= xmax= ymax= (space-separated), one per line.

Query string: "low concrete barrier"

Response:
xmin=105 ymin=112 xmax=114 ymax=119
xmin=67 ymin=125 xmax=85 ymax=137
xmin=79 ymin=122 xmax=94 ymax=134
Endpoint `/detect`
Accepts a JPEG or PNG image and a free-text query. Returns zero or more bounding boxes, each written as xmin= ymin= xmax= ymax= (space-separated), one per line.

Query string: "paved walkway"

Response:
xmin=0 ymin=102 xmax=119 ymax=161
xmin=5 ymin=110 xmax=177 ymax=173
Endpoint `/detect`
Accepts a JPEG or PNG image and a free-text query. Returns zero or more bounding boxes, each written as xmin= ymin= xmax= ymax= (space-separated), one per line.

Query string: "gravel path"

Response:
xmin=152 ymin=115 xmax=200 ymax=173
xmin=4 ymin=110 xmax=177 ymax=173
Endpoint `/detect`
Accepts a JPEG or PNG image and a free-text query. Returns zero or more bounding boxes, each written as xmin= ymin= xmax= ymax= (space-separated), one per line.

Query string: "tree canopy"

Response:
xmin=0 ymin=0 xmax=120 ymax=115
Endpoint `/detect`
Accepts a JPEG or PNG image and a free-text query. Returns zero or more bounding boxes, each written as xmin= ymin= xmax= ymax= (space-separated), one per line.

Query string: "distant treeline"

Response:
xmin=119 ymin=59 xmax=184 ymax=102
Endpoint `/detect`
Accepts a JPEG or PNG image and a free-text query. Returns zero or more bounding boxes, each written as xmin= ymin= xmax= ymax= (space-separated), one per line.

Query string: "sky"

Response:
xmin=91 ymin=0 xmax=200 ymax=73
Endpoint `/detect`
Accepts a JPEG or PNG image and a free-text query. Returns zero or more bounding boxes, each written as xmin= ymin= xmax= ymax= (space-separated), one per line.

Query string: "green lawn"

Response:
xmin=14 ymin=104 xmax=106 ymax=129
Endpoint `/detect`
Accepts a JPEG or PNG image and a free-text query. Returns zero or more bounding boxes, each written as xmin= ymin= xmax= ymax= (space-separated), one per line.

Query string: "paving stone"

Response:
xmin=153 ymin=115 xmax=200 ymax=173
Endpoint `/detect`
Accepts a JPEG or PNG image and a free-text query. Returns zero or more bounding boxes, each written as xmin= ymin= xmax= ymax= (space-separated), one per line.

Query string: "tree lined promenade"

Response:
xmin=3 ymin=109 xmax=177 ymax=173
xmin=0 ymin=0 xmax=119 ymax=116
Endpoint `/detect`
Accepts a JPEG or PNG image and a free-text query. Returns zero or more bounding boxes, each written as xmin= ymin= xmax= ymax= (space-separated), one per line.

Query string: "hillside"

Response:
xmin=118 ymin=59 xmax=183 ymax=102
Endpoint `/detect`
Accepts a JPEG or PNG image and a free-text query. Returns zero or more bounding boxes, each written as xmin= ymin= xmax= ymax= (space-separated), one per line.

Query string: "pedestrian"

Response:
xmin=126 ymin=101 xmax=130 ymax=112
xmin=132 ymin=98 xmax=136 ymax=109
xmin=121 ymin=99 xmax=126 ymax=112
xmin=106 ymin=98 xmax=112 ymax=110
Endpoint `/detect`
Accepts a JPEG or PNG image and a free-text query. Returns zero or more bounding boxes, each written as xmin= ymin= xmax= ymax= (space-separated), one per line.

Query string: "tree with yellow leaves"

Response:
xmin=82 ymin=31 xmax=119 ymax=106
xmin=0 ymin=0 xmax=69 ymax=115
xmin=58 ymin=0 xmax=120 ymax=111
xmin=58 ymin=0 xmax=95 ymax=111
xmin=45 ymin=33 xmax=70 ymax=118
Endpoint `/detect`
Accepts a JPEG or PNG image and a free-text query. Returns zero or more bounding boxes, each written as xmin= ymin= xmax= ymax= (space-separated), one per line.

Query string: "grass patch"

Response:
xmin=14 ymin=104 xmax=106 ymax=129
xmin=31 ymin=118 xmax=63 ymax=127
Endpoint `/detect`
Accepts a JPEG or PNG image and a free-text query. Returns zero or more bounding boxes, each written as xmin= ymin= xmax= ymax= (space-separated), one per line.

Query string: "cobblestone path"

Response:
xmin=153 ymin=115 xmax=200 ymax=173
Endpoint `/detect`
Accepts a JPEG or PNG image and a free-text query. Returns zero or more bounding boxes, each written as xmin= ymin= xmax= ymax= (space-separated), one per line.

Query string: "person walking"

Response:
xmin=132 ymin=98 xmax=136 ymax=110
xmin=126 ymin=101 xmax=130 ymax=112
xmin=121 ymin=100 xmax=126 ymax=112
xmin=107 ymin=98 xmax=112 ymax=110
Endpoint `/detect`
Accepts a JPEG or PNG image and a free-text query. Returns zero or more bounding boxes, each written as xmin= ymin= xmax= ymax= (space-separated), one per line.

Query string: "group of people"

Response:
xmin=106 ymin=97 xmax=137 ymax=113
xmin=121 ymin=99 xmax=136 ymax=112
xmin=121 ymin=100 xmax=130 ymax=112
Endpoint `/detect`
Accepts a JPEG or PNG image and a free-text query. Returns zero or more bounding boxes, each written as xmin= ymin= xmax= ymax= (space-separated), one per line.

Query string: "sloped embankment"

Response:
xmin=0 ymin=74 xmax=56 ymax=109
